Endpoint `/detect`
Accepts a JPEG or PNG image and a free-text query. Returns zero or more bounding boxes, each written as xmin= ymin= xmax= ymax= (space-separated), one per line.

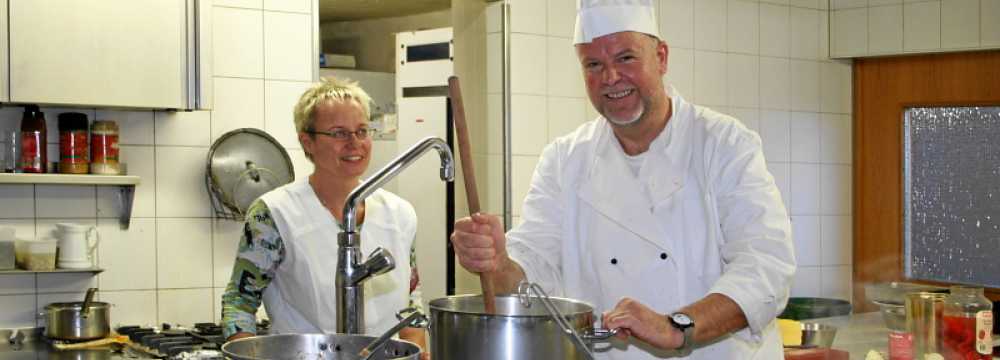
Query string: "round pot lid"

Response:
xmin=207 ymin=128 xmax=295 ymax=217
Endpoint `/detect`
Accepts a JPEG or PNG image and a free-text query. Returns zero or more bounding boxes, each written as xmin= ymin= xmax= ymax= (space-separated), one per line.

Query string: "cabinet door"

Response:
xmin=9 ymin=0 xmax=187 ymax=109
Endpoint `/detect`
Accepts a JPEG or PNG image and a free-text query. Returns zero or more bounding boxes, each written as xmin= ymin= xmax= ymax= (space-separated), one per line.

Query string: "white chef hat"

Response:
xmin=573 ymin=0 xmax=660 ymax=44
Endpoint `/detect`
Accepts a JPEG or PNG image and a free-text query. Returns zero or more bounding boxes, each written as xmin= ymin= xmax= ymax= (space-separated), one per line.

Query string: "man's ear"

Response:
xmin=657 ymin=40 xmax=669 ymax=75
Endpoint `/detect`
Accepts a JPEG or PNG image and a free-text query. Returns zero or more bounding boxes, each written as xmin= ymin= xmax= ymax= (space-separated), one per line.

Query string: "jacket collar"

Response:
xmin=577 ymin=88 xmax=694 ymax=249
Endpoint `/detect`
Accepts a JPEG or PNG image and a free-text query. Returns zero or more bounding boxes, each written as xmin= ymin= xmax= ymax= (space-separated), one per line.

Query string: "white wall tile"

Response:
xmin=661 ymin=0 xmax=695 ymax=49
xmin=264 ymin=81 xmax=312 ymax=150
xmin=762 ymin=0 xmax=792 ymax=5
xmin=263 ymin=0 xmax=310 ymax=13
xmin=726 ymin=54 xmax=759 ymax=108
xmin=213 ymin=7 xmax=264 ymax=78
xmin=511 ymin=34 xmax=548 ymax=95
xmin=487 ymin=33 xmax=502 ymax=95
xmin=264 ymin=12 xmax=313 ymax=81
xmin=941 ymin=0 xmax=980 ymax=49
xmin=0 ymin=275 xmax=34 ymax=295
xmin=819 ymin=8 xmax=830 ymax=58
xmin=832 ymin=8 xmax=868 ymax=56
xmin=213 ymin=77 xmax=265 ymax=142
xmin=0 ymin=295 xmax=36 ymax=327
xmin=510 ymin=0 xmax=547 ymax=35
xmin=97 ymin=146 xmax=155 ymax=218
xmin=213 ymin=219 xmax=243 ymax=288
xmin=790 ymin=163 xmax=821 ymax=215
xmin=760 ymin=57 xmax=790 ymax=110
xmin=868 ymin=5 xmax=904 ymax=54
xmin=215 ymin=0 xmax=262 ymax=9
xmin=666 ymin=48 xmax=695 ymax=101
xmin=792 ymin=215 xmax=821 ymax=266
xmin=288 ymin=149 xmax=314 ymax=180
xmin=820 ymin=113 xmax=852 ymax=164
xmin=791 ymin=267 xmax=822 ymax=297
xmin=903 ymin=1 xmax=941 ymax=51
xmin=511 ymin=95 xmax=548 ymax=155
xmin=155 ymin=147 xmax=212 ymax=218
xmin=486 ymin=3 xmax=502 ymax=34
xmin=511 ymin=155 xmax=539 ymax=217
xmin=760 ymin=110 xmax=791 ymax=162
xmin=547 ymin=37 xmax=584 ymax=98
xmin=760 ymin=4 xmax=791 ymax=57
xmin=96 ymin=111 xmax=154 ymax=146
xmin=790 ymin=7 xmax=820 ymax=59
xmin=35 ymin=185 xmax=96 ymax=218
xmin=0 ymin=219 xmax=35 ymax=242
xmin=790 ymin=112 xmax=821 ymax=162
xmin=98 ymin=290 xmax=157 ymax=326
xmin=158 ymin=288 xmax=215 ymax=326
xmin=37 ymin=273 xmax=96 ymax=294
xmin=821 ymin=265 xmax=852 ymax=300
xmin=155 ymin=111 xmax=212 ymax=147
xmin=693 ymin=51 xmax=727 ymax=107
xmin=487 ymin=94 xmax=504 ymax=155
xmin=789 ymin=60 xmax=820 ymax=112
xmin=821 ymin=164 xmax=851 ymax=215
xmin=869 ymin=0 xmax=902 ymax=5
xmin=831 ymin=0 xmax=869 ymax=9
xmin=729 ymin=107 xmax=760 ymax=133
xmin=984 ymin=0 xmax=1000 ymax=47
xmin=157 ymin=219 xmax=213 ymax=289
xmin=727 ymin=0 xmax=760 ymax=55
xmin=0 ymin=185 xmax=34 ymax=218
xmin=822 ymin=215 xmax=852 ymax=266
xmin=547 ymin=0 xmax=575 ymax=38
xmin=767 ymin=161 xmax=791 ymax=210
xmin=790 ymin=0 xmax=822 ymax=9
xmin=547 ymin=97 xmax=587 ymax=142
xmin=820 ymin=61 xmax=852 ymax=114
xmin=694 ymin=0 xmax=728 ymax=51
xmin=97 ymin=218 xmax=156 ymax=291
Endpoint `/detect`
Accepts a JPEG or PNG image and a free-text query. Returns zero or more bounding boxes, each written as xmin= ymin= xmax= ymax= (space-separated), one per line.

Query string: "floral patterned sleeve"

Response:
xmin=407 ymin=245 xmax=424 ymax=313
xmin=221 ymin=200 xmax=285 ymax=338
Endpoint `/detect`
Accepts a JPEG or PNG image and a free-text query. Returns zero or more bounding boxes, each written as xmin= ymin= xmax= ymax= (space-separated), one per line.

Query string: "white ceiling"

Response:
xmin=320 ymin=0 xmax=451 ymax=22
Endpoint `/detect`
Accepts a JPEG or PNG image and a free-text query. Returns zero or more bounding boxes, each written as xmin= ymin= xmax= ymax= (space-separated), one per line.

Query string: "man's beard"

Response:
xmin=602 ymin=96 xmax=648 ymax=127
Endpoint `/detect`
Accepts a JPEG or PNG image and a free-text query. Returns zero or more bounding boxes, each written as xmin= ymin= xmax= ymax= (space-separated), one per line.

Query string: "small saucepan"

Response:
xmin=41 ymin=288 xmax=111 ymax=341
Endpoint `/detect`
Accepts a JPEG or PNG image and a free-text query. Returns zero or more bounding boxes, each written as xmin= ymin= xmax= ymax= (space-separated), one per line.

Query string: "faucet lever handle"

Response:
xmin=364 ymin=247 xmax=396 ymax=277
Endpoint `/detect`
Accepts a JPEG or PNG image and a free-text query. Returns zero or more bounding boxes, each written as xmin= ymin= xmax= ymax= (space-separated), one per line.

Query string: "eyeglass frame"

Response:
xmin=305 ymin=127 xmax=377 ymax=141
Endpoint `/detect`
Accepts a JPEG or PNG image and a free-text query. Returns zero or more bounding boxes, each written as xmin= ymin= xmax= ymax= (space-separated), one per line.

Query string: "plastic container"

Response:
xmin=58 ymin=112 xmax=90 ymax=174
xmin=941 ymin=286 xmax=993 ymax=359
xmin=90 ymin=120 xmax=119 ymax=175
xmin=15 ymin=238 xmax=57 ymax=270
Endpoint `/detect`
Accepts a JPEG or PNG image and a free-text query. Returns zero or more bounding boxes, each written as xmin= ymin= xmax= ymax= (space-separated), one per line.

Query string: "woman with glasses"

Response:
xmin=221 ymin=77 xmax=429 ymax=358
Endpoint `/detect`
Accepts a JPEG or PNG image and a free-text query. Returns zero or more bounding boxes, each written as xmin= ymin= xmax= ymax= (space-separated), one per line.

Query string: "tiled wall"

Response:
xmin=0 ymin=0 xmax=317 ymax=329
xmin=494 ymin=0 xmax=855 ymax=301
xmin=831 ymin=0 xmax=1000 ymax=58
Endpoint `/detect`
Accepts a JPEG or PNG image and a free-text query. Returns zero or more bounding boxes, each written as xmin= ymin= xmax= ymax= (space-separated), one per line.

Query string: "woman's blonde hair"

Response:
xmin=293 ymin=77 xmax=373 ymax=133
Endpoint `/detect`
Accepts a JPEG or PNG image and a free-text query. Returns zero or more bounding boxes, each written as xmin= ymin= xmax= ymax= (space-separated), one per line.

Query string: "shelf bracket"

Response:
xmin=117 ymin=185 xmax=135 ymax=229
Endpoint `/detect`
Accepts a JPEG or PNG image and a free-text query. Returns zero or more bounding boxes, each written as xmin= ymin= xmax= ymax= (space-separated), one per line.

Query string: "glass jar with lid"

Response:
xmin=941 ymin=286 xmax=994 ymax=359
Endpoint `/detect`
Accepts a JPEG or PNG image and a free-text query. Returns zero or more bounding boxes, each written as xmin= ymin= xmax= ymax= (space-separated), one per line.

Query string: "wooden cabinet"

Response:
xmin=1 ymin=0 xmax=212 ymax=110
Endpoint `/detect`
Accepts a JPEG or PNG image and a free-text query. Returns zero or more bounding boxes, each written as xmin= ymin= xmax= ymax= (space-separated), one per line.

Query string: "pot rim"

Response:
xmin=44 ymin=301 xmax=111 ymax=310
xmin=428 ymin=294 xmax=594 ymax=317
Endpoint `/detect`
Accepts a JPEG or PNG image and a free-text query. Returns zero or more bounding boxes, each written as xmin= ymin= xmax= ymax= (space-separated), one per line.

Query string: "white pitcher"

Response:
xmin=55 ymin=223 xmax=99 ymax=269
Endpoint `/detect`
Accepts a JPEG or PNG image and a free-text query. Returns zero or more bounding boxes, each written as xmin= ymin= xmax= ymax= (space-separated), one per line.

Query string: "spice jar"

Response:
xmin=90 ymin=120 xmax=120 ymax=175
xmin=58 ymin=112 xmax=89 ymax=174
xmin=19 ymin=105 xmax=47 ymax=173
xmin=941 ymin=286 xmax=994 ymax=359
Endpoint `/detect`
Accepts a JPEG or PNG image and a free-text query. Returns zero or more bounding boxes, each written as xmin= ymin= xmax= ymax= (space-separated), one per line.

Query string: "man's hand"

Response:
xmin=225 ymin=332 xmax=255 ymax=342
xmin=602 ymin=297 xmax=684 ymax=350
xmin=450 ymin=213 xmax=508 ymax=273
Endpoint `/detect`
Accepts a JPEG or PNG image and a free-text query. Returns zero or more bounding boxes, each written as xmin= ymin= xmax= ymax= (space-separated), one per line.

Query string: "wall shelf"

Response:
xmin=0 ymin=173 xmax=139 ymax=229
xmin=0 ymin=268 xmax=103 ymax=275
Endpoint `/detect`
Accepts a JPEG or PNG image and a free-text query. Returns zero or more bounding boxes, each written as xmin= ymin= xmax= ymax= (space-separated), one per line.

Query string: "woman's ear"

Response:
xmin=298 ymin=131 xmax=314 ymax=159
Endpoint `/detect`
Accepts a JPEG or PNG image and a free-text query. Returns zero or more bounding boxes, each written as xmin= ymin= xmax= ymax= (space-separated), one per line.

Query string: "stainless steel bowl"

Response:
xmin=873 ymin=301 xmax=906 ymax=331
xmin=800 ymin=323 xmax=838 ymax=348
xmin=221 ymin=333 xmax=420 ymax=360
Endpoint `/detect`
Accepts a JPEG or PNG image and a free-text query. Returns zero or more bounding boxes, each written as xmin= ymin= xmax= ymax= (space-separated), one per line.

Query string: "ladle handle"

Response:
xmin=80 ymin=287 xmax=97 ymax=318
xmin=448 ymin=76 xmax=496 ymax=314
xmin=517 ymin=281 xmax=599 ymax=360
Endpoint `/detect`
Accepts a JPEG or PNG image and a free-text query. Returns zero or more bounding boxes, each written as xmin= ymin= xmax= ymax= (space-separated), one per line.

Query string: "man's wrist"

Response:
xmin=667 ymin=312 xmax=695 ymax=354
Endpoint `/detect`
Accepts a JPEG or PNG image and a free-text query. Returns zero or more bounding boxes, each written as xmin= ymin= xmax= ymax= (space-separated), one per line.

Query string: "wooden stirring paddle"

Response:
xmin=447 ymin=76 xmax=497 ymax=314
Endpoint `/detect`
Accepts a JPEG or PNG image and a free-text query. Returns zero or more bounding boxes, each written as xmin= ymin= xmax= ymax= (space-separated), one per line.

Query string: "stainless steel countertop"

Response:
xmin=0 ymin=339 xmax=138 ymax=360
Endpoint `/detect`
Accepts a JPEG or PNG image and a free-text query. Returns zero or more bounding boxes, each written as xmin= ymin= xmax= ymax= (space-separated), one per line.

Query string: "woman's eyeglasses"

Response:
xmin=307 ymin=128 xmax=376 ymax=140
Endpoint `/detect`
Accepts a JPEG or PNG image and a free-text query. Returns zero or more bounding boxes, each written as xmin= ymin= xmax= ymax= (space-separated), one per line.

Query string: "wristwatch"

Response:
xmin=668 ymin=312 xmax=695 ymax=354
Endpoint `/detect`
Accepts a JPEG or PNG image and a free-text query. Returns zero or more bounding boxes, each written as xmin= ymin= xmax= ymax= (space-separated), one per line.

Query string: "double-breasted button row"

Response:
xmin=609 ymin=253 xmax=669 ymax=265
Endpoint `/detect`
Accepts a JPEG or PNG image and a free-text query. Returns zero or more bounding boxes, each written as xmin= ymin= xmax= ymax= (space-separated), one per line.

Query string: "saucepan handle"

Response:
xmin=394 ymin=307 xmax=429 ymax=329
xmin=517 ymin=281 xmax=601 ymax=360
xmin=582 ymin=327 xmax=618 ymax=342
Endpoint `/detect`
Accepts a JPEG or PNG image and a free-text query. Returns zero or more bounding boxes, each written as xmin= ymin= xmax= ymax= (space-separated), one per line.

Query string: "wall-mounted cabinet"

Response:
xmin=0 ymin=0 xmax=213 ymax=110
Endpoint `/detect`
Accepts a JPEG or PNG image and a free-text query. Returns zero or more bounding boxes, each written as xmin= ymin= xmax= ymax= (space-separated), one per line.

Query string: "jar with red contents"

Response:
xmin=941 ymin=286 xmax=993 ymax=360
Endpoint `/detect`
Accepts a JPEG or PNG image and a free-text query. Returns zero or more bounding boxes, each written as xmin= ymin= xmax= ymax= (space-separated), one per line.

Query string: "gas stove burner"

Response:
xmin=115 ymin=324 xmax=225 ymax=359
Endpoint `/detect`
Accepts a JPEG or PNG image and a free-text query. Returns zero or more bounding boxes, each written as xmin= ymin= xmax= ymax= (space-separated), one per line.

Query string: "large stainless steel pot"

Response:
xmin=42 ymin=288 xmax=110 ymax=341
xmin=429 ymin=283 xmax=615 ymax=360
xmin=221 ymin=334 xmax=421 ymax=360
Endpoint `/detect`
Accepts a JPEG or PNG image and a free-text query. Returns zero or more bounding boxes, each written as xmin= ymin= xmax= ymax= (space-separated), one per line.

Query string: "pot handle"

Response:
xmin=80 ymin=287 xmax=98 ymax=319
xmin=517 ymin=281 xmax=599 ymax=360
xmin=394 ymin=307 xmax=429 ymax=329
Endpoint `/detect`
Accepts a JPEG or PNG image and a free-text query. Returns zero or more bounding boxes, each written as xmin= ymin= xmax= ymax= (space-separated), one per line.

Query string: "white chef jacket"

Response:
xmin=507 ymin=88 xmax=796 ymax=359
xmin=258 ymin=177 xmax=417 ymax=336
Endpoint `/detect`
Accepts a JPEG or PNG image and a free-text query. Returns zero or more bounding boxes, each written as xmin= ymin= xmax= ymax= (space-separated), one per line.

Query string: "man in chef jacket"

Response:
xmin=450 ymin=0 xmax=796 ymax=358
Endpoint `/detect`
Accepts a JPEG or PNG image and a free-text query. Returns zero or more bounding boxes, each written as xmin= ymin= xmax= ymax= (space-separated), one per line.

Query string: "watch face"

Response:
xmin=672 ymin=313 xmax=693 ymax=327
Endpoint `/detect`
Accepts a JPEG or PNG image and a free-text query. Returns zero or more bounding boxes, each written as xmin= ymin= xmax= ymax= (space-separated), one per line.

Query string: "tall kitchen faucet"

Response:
xmin=337 ymin=136 xmax=455 ymax=334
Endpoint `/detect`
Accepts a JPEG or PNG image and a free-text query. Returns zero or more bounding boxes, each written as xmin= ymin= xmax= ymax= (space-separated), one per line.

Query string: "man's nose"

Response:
xmin=601 ymin=65 xmax=621 ymax=84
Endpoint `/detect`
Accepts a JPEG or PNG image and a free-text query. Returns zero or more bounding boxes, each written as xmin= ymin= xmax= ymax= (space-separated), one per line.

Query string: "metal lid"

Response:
xmin=207 ymin=129 xmax=294 ymax=219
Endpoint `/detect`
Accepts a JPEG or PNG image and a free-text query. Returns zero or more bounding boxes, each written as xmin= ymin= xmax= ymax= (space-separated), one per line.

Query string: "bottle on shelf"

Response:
xmin=19 ymin=105 xmax=46 ymax=174
xmin=941 ymin=286 xmax=994 ymax=360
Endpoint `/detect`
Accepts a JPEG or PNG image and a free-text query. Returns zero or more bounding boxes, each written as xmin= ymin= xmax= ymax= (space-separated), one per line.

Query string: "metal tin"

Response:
xmin=221 ymin=333 xmax=420 ymax=360
xmin=42 ymin=301 xmax=111 ymax=341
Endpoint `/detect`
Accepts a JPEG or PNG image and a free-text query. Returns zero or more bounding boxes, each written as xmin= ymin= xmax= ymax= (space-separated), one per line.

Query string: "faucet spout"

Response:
xmin=336 ymin=136 xmax=455 ymax=334
xmin=341 ymin=136 xmax=454 ymax=235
